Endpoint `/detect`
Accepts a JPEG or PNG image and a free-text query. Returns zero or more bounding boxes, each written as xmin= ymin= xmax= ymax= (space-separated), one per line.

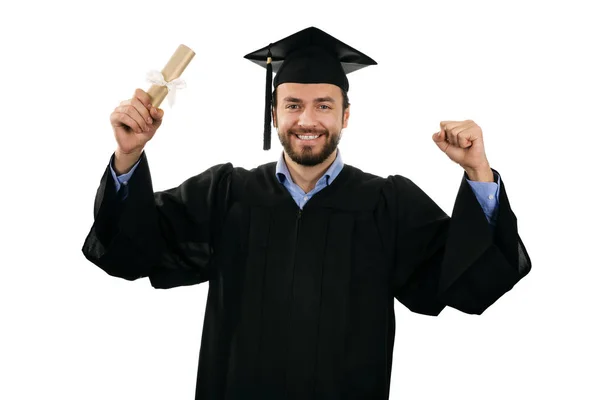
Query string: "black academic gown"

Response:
xmin=82 ymin=151 xmax=531 ymax=400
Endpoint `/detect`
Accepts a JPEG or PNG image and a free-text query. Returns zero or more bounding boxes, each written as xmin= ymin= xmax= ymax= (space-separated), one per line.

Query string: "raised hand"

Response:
xmin=110 ymin=89 xmax=164 ymax=173
xmin=432 ymin=120 xmax=494 ymax=182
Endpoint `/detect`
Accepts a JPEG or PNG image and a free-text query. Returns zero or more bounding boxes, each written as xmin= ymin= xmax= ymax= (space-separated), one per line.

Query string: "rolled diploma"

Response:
xmin=147 ymin=44 xmax=195 ymax=107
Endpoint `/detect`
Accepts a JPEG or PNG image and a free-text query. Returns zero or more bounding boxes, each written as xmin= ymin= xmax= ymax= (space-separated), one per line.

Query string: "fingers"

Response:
xmin=134 ymin=88 xmax=165 ymax=128
xmin=439 ymin=120 xmax=476 ymax=147
xmin=113 ymin=103 xmax=150 ymax=132
xmin=133 ymin=88 xmax=153 ymax=109
xmin=110 ymin=110 xmax=145 ymax=133
xmin=457 ymin=133 xmax=472 ymax=148
xmin=440 ymin=120 xmax=463 ymax=132
xmin=432 ymin=130 xmax=447 ymax=144
xmin=111 ymin=89 xmax=165 ymax=134
xmin=133 ymin=96 xmax=154 ymax=129
xmin=149 ymin=106 xmax=164 ymax=125
xmin=131 ymin=88 xmax=165 ymax=126
xmin=112 ymin=90 xmax=158 ymax=132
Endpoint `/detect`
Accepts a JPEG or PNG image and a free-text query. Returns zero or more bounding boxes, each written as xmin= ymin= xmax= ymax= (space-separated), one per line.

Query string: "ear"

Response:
xmin=272 ymin=107 xmax=277 ymax=128
xmin=342 ymin=105 xmax=350 ymax=129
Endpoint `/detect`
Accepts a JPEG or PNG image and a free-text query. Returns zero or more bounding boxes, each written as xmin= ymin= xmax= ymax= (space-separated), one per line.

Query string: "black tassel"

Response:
xmin=264 ymin=47 xmax=273 ymax=151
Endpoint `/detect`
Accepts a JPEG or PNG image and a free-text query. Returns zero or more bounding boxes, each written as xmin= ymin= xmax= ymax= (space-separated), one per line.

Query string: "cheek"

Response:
xmin=324 ymin=113 xmax=343 ymax=129
xmin=276 ymin=117 xmax=290 ymax=131
xmin=276 ymin=113 xmax=298 ymax=131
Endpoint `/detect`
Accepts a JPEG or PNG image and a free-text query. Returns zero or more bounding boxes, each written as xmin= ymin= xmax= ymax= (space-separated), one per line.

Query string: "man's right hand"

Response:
xmin=110 ymin=89 xmax=164 ymax=174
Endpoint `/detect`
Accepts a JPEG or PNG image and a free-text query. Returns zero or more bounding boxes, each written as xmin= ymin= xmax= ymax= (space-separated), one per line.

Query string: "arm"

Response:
xmin=388 ymin=171 xmax=531 ymax=316
xmin=82 ymin=151 xmax=234 ymax=289
xmin=439 ymin=170 xmax=531 ymax=314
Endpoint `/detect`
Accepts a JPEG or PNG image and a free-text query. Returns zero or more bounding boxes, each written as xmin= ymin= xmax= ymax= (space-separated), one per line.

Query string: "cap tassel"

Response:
xmin=263 ymin=48 xmax=273 ymax=150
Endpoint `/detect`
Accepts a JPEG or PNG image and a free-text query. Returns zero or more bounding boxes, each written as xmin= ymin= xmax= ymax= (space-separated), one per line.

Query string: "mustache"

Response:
xmin=287 ymin=127 xmax=329 ymax=136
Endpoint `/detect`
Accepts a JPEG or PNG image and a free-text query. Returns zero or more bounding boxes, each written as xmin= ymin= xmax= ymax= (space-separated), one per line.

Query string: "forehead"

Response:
xmin=276 ymin=83 xmax=342 ymax=100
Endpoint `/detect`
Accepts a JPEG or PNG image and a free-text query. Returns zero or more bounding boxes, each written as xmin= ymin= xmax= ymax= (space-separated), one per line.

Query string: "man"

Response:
xmin=82 ymin=27 xmax=531 ymax=399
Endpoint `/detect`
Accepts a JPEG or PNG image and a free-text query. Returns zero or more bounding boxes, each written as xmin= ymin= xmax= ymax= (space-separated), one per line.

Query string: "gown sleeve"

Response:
xmin=385 ymin=169 xmax=531 ymax=316
xmin=81 ymin=151 xmax=234 ymax=289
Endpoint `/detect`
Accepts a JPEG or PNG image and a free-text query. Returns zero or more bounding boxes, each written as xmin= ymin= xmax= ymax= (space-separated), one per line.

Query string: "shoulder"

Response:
xmin=344 ymin=164 xmax=417 ymax=194
xmin=180 ymin=161 xmax=271 ymax=184
xmin=343 ymin=164 xmax=436 ymax=214
xmin=225 ymin=161 xmax=277 ymax=189
xmin=174 ymin=161 xmax=277 ymax=194
xmin=179 ymin=162 xmax=239 ymax=189
xmin=172 ymin=161 xmax=280 ymax=204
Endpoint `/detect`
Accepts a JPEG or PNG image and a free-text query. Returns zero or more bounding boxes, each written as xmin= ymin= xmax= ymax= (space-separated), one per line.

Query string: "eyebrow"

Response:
xmin=282 ymin=96 xmax=337 ymax=103
xmin=314 ymin=96 xmax=336 ymax=103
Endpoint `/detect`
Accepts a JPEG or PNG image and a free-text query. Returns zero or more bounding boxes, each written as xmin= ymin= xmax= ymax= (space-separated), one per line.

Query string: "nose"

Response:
xmin=297 ymin=107 xmax=317 ymax=128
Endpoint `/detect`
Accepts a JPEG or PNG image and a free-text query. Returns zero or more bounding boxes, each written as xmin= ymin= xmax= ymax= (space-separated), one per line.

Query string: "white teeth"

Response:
xmin=298 ymin=135 xmax=319 ymax=140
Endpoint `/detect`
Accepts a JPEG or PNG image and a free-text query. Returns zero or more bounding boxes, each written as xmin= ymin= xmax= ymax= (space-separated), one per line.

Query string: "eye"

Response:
xmin=286 ymin=104 xmax=300 ymax=109
xmin=318 ymin=104 xmax=332 ymax=110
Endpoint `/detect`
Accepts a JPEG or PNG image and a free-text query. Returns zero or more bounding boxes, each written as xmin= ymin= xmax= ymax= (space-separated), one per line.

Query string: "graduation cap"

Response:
xmin=244 ymin=27 xmax=377 ymax=150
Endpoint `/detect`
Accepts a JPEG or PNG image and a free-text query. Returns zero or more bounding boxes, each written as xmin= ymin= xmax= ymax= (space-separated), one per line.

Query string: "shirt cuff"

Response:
xmin=466 ymin=171 xmax=501 ymax=225
xmin=109 ymin=153 xmax=142 ymax=199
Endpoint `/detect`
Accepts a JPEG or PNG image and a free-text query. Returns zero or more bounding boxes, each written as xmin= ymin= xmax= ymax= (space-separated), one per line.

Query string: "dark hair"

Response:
xmin=272 ymin=87 xmax=350 ymax=111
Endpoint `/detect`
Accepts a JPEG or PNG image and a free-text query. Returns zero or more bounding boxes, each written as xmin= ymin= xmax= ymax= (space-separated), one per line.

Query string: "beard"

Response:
xmin=278 ymin=127 xmax=341 ymax=167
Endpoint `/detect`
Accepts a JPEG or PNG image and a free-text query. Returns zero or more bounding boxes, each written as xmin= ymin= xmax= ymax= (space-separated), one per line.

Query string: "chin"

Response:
xmin=288 ymin=145 xmax=337 ymax=167
xmin=278 ymin=128 xmax=341 ymax=166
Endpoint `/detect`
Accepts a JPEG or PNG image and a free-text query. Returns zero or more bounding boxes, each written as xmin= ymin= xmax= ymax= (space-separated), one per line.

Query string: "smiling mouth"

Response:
xmin=294 ymin=134 xmax=322 ymax=140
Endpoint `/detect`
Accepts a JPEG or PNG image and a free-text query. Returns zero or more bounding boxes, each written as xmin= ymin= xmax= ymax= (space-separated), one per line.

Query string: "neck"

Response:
xmin=284 ymin=150 xmax=338 ymax=193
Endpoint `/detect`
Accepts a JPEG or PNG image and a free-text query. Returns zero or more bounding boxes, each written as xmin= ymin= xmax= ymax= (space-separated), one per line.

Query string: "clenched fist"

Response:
xmin=110 ymin=89 xmax=164 ymax=174
xmin=432 ymin=120 xmax=494 ymax=182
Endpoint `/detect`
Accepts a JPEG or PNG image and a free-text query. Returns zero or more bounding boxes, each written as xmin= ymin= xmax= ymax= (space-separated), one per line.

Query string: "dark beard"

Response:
xmin=278 ymin=127 xmax=341 ymax=167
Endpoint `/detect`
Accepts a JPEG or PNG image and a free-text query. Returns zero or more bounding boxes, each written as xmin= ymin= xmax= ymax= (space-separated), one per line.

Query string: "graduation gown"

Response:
xmin=82 ymin=152 xmax=531 ymax=400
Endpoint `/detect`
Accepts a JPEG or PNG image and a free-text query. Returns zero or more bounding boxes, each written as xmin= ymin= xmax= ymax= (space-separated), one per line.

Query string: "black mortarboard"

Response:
xmin=244 ymin=27 xmax=377 ymax=150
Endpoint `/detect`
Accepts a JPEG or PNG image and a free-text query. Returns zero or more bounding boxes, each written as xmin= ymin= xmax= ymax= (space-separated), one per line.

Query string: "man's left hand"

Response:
xmin=432 ymin=120 xmax=494 ymax=182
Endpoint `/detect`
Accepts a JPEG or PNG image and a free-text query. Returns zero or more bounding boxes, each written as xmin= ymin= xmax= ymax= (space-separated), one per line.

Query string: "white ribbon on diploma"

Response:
xmin=146 ymin=70 xmax=187 ymax=107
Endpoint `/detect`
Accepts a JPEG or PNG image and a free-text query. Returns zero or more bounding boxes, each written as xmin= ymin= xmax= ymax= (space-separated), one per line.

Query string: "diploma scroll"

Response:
xmin=147 ymin=44 xmax=196 ymax=108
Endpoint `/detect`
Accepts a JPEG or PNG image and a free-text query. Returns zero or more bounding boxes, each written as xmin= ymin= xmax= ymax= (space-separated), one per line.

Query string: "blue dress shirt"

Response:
xmin=110 ymin=150 xmax=500 ymax=225
xmin=275 ymin=150 xmax=345 ymax=211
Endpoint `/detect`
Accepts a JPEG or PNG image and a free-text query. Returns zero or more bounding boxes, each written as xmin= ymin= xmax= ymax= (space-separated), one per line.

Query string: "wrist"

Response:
xmin=114 ymin=148 xmax=142 ymax=175
xmin=464 ymin=164 xmax=494 ymax=182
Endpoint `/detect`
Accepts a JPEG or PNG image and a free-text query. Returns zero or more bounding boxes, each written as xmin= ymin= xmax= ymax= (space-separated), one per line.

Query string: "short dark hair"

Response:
xmin=272 ymin=87 xmax=350 ymax=111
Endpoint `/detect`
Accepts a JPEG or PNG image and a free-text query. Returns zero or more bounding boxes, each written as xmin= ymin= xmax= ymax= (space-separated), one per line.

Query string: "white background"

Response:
xmin=1 ymin=0 xmax=598 ymax=398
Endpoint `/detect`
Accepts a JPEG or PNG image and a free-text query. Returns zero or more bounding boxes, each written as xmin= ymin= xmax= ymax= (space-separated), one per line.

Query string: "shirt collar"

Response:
xmin=276 ymin=149 xmax=344 ymax=187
